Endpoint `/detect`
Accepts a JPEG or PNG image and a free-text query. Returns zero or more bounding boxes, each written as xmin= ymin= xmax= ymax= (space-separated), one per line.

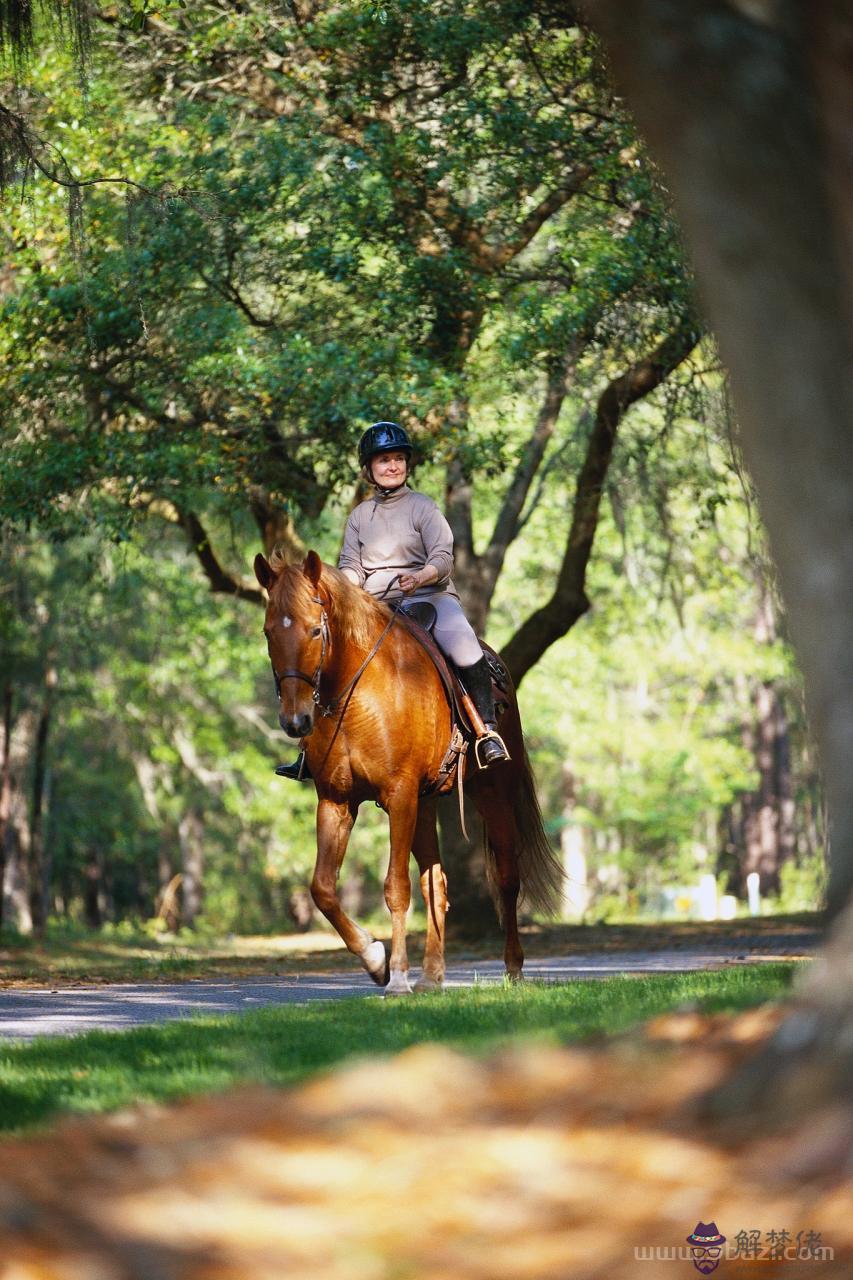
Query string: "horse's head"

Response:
xmin=254 ymin=549 xmax=330 ymax=739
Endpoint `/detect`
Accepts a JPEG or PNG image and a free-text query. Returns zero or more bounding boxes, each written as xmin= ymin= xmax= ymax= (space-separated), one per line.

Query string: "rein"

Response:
xmin=317 ymin=588 xmax=405 ymax=718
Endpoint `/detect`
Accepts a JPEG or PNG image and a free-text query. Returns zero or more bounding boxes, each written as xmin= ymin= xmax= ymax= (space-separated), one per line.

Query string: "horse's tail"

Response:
xmin=482 ymin=722 xmax=564 ymax=923
xmin=511 ymin=737 xmax=564 ymax=916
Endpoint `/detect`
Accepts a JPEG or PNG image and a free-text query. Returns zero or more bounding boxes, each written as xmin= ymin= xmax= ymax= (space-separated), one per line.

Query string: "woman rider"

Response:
xmin=277 ymin=421 xmax=510 ymax=780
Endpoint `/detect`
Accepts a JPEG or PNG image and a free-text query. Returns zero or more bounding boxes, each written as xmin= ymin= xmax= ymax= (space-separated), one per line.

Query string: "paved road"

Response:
xmin=0 ymin=932 xmax=815 ymax=1043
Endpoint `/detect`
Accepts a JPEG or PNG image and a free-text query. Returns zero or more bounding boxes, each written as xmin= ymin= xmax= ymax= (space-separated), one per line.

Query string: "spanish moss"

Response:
xmin=0 ymin=0 xmax=92 ymax=79
xmin=0 ymin=0 xmax=34 ymax=67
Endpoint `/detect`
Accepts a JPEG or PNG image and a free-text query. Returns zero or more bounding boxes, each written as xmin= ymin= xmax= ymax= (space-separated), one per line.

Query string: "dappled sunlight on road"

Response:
xmin=0 ymin=976 xmax=377 ymax=1041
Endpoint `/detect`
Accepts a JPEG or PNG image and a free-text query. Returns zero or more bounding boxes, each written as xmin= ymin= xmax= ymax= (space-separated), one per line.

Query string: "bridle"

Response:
xmin=272 ymin=592 xmax=331 ymax=708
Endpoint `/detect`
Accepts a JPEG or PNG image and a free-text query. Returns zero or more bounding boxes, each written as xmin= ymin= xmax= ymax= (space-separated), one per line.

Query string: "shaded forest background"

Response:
xmin=0 ymin=0 xmax=827 ymax=937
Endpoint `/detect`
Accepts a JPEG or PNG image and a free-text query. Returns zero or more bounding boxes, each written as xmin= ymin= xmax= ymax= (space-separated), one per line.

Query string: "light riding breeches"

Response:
xmin=426 ymin=594 xmax=483 ymax=668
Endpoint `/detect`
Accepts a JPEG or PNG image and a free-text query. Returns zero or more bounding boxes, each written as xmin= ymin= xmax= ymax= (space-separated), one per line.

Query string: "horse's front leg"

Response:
xmin=383 ymin=790 xmax=420 ymax=997
xmin=311 ymin=797 xmax=389 ymax=986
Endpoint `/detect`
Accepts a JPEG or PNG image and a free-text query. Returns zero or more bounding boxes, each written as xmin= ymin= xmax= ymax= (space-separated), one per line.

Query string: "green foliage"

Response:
xmin=0 ymin=520 xmax=398 ymax=931
xmin=1 ymin=0 xmax=687 ymax=534
xmin=1 ymin=1 xmax=823 ymax=930
xmin=777 ymin=855 xmax=827 ymax=915
xmin=487 ymin=392 xmax=819 ymax=912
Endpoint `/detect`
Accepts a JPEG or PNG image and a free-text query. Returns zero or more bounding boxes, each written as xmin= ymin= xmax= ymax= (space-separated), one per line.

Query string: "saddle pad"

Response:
xmin=396 ymin=612 xmax=465 ymax=727
xmin=396 ymin=614 xmax=510 ymax=728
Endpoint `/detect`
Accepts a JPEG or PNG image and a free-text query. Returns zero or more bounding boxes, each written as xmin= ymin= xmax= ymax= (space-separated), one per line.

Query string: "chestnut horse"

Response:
xmin=254 ymin=549 xmax=562 ymax=995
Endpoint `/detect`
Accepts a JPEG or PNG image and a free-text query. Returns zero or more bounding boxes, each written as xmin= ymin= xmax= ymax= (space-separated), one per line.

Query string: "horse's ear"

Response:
xmin=254 ymin=553 xmax=277 ymax=591
xmin=303 ymin=550 xmax=323 ymax=587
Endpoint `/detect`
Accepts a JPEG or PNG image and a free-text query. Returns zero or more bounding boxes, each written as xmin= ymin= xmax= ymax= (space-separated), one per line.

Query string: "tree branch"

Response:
xmin=481 ymin=341 xmax=586 ymax=596
xmin=247 ymin=488 xmax=307 ymax=560
xmin=154 ymin=503 xmax=265 ymax=605
xmin=501 ymin=318 xmax=701 ymax=684
xmin=515 ymin=421 xmax=586 ymax=538
xmin=179 ymin=509 xmax=266 ymax=604
xmin=491 ymin=166 xmax=594 ymax=268
xmin=198 ymin=267 xmax=280 ymax=329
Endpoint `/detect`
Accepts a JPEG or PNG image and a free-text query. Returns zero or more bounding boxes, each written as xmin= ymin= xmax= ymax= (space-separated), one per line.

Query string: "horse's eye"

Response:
xmin=311 ymin=626 xmax=322 ymax=638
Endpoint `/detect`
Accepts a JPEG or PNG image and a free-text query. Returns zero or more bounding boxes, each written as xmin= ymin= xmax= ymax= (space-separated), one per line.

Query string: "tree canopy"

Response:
xmin=0 ymin=0 xmax=826 ymax=939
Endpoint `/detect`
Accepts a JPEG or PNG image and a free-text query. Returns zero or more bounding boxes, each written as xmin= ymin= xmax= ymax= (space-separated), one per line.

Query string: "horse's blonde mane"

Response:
xmin=268 ymin=552 xmax=390 ymax=650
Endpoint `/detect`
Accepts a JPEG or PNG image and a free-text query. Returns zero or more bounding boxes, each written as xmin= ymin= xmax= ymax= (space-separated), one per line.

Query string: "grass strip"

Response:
xmin=0 ymin=964 xmax=797 ymax=1136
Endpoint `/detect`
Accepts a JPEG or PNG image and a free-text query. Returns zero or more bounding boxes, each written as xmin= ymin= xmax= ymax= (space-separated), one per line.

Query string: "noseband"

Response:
xmin=272 ymin=593 xmax=331 ymax=707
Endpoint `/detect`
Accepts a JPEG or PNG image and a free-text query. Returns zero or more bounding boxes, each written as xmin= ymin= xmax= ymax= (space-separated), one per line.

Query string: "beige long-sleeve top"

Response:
xmin=338 ymin=485 xmax=459 ymax=601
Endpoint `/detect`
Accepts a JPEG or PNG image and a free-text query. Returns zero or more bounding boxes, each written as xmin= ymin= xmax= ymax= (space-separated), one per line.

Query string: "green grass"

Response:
xmin=0 ymin=964 xmax=798 ymax=1136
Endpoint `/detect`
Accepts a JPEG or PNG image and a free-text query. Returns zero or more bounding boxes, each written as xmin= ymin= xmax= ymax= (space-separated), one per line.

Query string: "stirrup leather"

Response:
xmin=473 ymin=729 xmax=511 ymax=768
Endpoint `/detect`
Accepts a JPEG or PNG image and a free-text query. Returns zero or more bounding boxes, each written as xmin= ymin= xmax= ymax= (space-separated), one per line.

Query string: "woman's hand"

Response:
xmin=399 ymin=565 xmax=438 ymax=594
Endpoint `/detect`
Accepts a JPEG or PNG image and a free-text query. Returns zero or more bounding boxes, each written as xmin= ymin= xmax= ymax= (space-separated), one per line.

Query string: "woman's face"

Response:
xmin=370 ymin=450 xmax=408 ymax=488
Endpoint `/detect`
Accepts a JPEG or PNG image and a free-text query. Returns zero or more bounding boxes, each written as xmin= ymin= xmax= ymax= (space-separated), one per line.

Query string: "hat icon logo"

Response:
xmin=686 ymin=1222 xmax=726 ymax=1273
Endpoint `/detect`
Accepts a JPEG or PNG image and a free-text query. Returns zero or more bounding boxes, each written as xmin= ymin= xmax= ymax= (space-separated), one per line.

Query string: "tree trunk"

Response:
xmin=740 ymin=680 xmax=791 ymax=896
xmin=178 ymin=808 xmax=204 ymax=927
xmin=586 ymin=0 xmax=853 ymax=917
xmin=437 ymin=794 xmax=502 ymax=940
xmin=1 ymin=707 xmax=34 ymax=934
xmin=0 ymin=682 xmax=12 ymax=930
xmin=440 ymin=330 xmax=695 ymax=929
xmin=585 ymin=0 xmax=853 ymax=1129
xmin=83 ymin=853 xmax=103 ymax=929
xmin=28 ymin=663 xmax=57 ymax=937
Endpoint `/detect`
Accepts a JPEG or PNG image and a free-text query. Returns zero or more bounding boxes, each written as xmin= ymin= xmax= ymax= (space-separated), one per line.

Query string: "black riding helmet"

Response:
xmin=358 ymin=421 xmax=413 ymax=469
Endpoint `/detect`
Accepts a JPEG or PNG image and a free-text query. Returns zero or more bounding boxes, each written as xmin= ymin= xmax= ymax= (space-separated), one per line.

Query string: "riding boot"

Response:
xmin=275 ymin=750 xmax=313 ymax=781
xmin=458 ymin=656 xmax=511 ymax=768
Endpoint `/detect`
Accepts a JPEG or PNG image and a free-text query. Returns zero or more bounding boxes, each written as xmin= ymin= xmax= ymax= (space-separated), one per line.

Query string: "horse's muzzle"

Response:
xmin=280 ymin=711 xmax=313 ymax=738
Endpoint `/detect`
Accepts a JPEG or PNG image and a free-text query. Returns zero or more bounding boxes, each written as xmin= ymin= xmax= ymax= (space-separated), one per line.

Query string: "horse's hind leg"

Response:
xmin=411 ymin=799 xmax=447 ymax=992
xmin=383 ymin=791 xmax=420 ymax=996
xmin=311 ymin=797 xmax=388 ymax=986
xmin=473 ymin=784 xmax=524 ymax=980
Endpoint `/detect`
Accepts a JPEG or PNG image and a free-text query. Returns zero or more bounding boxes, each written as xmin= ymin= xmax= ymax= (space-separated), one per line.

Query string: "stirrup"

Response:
xmin=275 ymin=752 xmax=311 ymax=781
xmin=474 ymin=730 xmax=510 ymax=769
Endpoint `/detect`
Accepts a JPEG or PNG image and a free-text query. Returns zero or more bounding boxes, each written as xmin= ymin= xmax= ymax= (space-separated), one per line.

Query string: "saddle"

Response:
xmin=396 ymin=601 xmax=510 ymax=799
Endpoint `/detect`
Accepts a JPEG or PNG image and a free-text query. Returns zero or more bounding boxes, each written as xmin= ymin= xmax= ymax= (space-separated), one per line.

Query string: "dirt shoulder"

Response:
xmin=0 ymin=913 xmax=821 ymax=988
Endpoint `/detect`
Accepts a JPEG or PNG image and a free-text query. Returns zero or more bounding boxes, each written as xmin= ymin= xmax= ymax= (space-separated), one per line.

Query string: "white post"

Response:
xmin=698 ymin=873 xmax=718 ymax=921
xmin=747 ymin=871 xmax=761 ymax=916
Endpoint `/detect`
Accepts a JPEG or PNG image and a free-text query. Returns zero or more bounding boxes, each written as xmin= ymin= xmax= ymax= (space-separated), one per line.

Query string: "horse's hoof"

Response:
xmin=384 ymin=969 xmax=413 ymax=997
xmin=413 ymin=974 xmax=444 ymax=993
xmin=505 ymin=969 xmax=524 ymax=984
xmin=361 ymin=940 xmax=389 ymax=987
